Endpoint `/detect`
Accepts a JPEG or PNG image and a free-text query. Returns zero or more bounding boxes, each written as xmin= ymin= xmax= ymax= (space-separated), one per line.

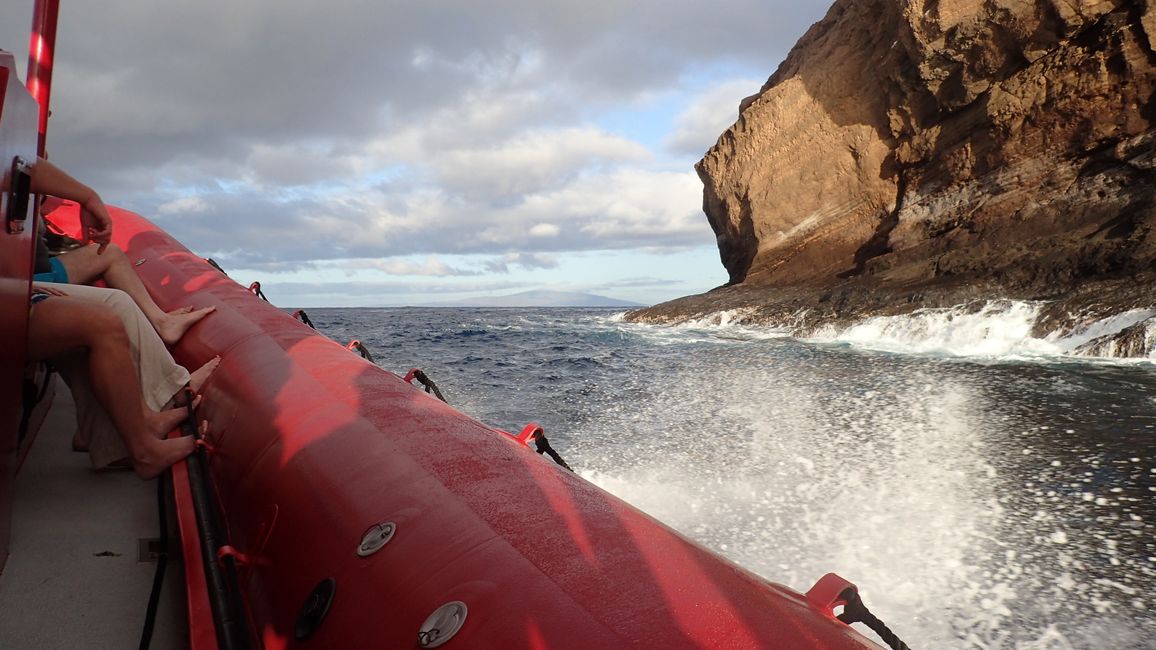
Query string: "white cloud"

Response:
xmin=485 ymin=252 xmax=559 ymax=273
xmin=5 ymin=0 xmax=828 ymax=183
xmin=665 ymin=78 xmax=765 ymax=155
xmin=516 ymin=169 xmax=705 ymax=241
xmin=156 ymin=196 xmax=210 ymax=216
xmin=243 ymin=142 xmax=360 ymax=188
xmin=432 ymin=127 xmax=650 ymax=201
xmin=529 ymin=224 xmax=561 ymax=237
xmin=340 ymin=257 xmax=479 ymax=277
xmin=1 ymin=0 xmax=834 ymax=299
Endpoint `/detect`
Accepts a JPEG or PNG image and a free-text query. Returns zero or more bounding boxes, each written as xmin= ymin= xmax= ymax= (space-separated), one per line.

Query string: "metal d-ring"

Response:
xmin=357 ymin=522 xmax=396 ymax=557
xmin=417 ymin=601 xmax=468 ymax=648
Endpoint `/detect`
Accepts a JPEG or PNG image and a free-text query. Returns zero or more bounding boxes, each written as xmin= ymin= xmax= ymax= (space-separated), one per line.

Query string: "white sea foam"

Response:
xmin=333 ymin=306 xmax=1155 ymax=646
xmin=619 ymin=308 xmax=791 ymax=346
xmin=583 ymin=368 xmax=1002 ymax=646
xmin=678 ymin=307 xmax=759 ymax=328
xmin=638 ymin=300 xmax=1156 ymax=361
xmin=578 ymin=352 xmax=1155 ymax=647
xmin=813 ymin=300 xmax=1051 ymax=358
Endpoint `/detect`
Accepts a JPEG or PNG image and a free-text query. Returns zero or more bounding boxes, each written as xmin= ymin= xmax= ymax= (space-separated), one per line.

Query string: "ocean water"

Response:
xmin=305 ymin=305 xmax=1156 ymax=649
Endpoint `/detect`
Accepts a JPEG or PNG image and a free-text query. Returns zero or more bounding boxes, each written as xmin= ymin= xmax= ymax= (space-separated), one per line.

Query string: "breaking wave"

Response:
xmin=314 ymin=307 xmax=1156 ymax=648
xmin=812 ymin=301 xmax=1156 ymax=360
xmin=645 ymin=300 xmax=1156 ymax=361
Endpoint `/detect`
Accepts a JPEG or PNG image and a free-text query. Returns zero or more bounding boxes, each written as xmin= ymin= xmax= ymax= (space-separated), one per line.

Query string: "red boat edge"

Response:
xmin=43 ymin=200 xmax=883 ymax=648
xmin=1 ymin=1 xmax=892 ymax=647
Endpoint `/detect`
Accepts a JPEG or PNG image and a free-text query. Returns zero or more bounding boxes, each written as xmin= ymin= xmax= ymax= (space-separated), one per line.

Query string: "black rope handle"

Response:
xmin=347 ymin=340 xmax=374 ymax=363
xmin=181 ymin=390 xmax=253 ymax=649
xmin=292 ymin=309 xmax=316 ymax=329
xmin=533 ymin=433 xmax=573 ymax=472
xmin=248 ymin=282 xmax=269 ymax=302
xmin=837 ymin=587 xmax=910 ymax=650
xmin=206 ymin=258 xmax=228 ymax=276
xmin=409 ymin=369 xmax=447 ymax=403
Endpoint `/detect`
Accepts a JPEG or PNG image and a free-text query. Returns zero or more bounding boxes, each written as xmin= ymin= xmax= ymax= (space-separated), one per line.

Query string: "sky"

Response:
xmin=3 ymin=0 xmax=833 ymax=307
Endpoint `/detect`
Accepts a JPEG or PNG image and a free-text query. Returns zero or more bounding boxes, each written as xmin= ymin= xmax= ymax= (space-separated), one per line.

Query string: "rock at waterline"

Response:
xmin=630 ymin=0 xmax=1156 ymax=357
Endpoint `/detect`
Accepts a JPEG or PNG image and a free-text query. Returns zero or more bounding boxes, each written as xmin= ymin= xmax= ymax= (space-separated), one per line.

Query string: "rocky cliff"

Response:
xmin=631 ymin=0 xmax=1156 ymax=357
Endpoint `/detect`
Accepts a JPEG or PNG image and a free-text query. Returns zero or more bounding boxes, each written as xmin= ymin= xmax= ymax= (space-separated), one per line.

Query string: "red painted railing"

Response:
xmin=27 ymin=0 xmax=60 ymax=157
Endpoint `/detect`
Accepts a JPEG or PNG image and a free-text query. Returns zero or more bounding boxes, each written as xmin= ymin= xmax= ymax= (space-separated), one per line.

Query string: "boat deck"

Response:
xmin=0 ymin=377 xmax=187 ymax=649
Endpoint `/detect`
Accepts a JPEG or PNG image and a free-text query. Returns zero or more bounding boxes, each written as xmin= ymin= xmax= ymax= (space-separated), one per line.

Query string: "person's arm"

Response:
xmin=29 ymin=157 xmax=112 ymax=253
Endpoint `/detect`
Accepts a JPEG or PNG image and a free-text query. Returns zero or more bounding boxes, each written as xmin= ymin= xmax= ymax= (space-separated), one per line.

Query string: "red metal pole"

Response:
xmin=27 ymin=0 xmax=61 ymax=158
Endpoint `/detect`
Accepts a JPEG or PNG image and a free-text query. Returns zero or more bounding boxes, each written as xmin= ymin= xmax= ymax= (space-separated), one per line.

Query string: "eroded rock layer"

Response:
xmin=632 ymin=0 xmax=1156 ymax=357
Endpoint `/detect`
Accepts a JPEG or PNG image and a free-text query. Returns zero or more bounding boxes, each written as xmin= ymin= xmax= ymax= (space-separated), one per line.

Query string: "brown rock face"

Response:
xmin=635 ymin=0 xmax=1156 ymax=355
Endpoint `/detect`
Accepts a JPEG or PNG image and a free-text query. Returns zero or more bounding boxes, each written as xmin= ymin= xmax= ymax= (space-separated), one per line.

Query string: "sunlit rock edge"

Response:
xmin=630 ymin=0 xmax=1156 ymax=359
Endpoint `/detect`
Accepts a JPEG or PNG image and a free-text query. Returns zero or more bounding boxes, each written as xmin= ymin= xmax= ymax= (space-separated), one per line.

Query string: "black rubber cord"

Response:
xmin=411 ymin=369 xmax=447 ymax=403
xmin=836 ymin=587 xmax=911 ymax=650
xmin=138 ymin=474 xmax=170 ymax=650
xmin=533 ymin=433 xmax=573 ymax=472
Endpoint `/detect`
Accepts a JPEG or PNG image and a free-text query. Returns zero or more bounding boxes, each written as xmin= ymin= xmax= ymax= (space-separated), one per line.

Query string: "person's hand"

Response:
xmin=79 ymin=193 xmax=112 ymax=254
xmin=31 ymin=282 xmax=69 ymax=297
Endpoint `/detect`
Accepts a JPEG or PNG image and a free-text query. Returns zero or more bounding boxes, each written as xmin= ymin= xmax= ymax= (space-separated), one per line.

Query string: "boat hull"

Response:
xmin=0 ymin=52 xmax=40 ymax=574
xmin=48 ymin=204 xmax=880 ymax=649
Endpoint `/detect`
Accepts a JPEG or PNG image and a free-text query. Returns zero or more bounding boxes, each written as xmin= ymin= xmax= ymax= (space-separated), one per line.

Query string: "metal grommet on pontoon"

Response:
xmin=356 ymin=522 xmax=396 ymax=557
xmin=417 ymin=601 xmax=468 ymax=648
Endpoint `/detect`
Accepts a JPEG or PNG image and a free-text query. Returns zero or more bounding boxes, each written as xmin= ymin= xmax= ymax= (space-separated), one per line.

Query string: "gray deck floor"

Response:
xmin=0 ymin=378 xmax=187 ymax=649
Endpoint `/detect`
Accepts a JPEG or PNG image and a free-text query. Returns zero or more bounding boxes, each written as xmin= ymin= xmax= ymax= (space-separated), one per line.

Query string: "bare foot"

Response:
xmin=133 ymin=436 xmax=195 ymax=480
xmin=162 ymin=356 xmax=219 ymax=410
xmin=146 ymin=406 xmax=188 ymax=437
xmin=189 ymin=356 xmax=221 ymax=393
xmin=130 ymin=403 xmax=196 ymax=478
xmin=157 ymin=306 xmax=215 ymax=345
xmin=158 ymin=395 xmax=201 ymax=432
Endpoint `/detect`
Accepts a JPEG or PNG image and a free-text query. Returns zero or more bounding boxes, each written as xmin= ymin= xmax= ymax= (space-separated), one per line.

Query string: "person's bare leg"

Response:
xmin=56 ymin=244 xmax=214 ymax=344
xmin=28 ymin=297 xmax=195 ymax=479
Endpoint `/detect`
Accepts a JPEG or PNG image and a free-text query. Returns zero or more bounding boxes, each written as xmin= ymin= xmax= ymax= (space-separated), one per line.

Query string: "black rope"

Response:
xmin=836 ymin=587 xmax=910 ymax=650
xmin=292 ymin=309 xmax=316 ymax=329
xmin=182 ymin=392 xmax=253 ymax=649
xmin=249 ymin=282 xmax=269 ymax=303
xmin=349 ymin=340 xmax=374 ymax=363
xmin=410 ymin=369 xmax=447 ymax=403
xmin=533 ymin=433 xmax=573 ymax=472
xmin=206 ymin=258 xmax=228 ymax=276
xmin=138 ymin=474 xmax=170 ymax=650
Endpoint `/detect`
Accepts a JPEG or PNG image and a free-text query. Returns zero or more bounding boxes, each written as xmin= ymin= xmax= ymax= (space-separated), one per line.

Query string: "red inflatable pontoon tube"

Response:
xmin=49 ymin=203 xmax=883 ymax=649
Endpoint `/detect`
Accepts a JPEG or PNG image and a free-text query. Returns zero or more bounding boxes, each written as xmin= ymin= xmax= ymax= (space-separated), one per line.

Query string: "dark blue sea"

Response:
xmin=303 ymin=306 xmax=1156 ymax=649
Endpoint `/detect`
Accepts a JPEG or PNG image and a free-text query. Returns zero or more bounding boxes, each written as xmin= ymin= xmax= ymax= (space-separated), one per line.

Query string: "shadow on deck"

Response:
xmin=0 ymin=377 xmax=187 ymax=649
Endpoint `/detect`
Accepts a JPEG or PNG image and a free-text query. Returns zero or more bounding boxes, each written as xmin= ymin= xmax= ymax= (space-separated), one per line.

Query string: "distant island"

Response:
xmin=424 ymin=290 xmax=643 ymax=308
